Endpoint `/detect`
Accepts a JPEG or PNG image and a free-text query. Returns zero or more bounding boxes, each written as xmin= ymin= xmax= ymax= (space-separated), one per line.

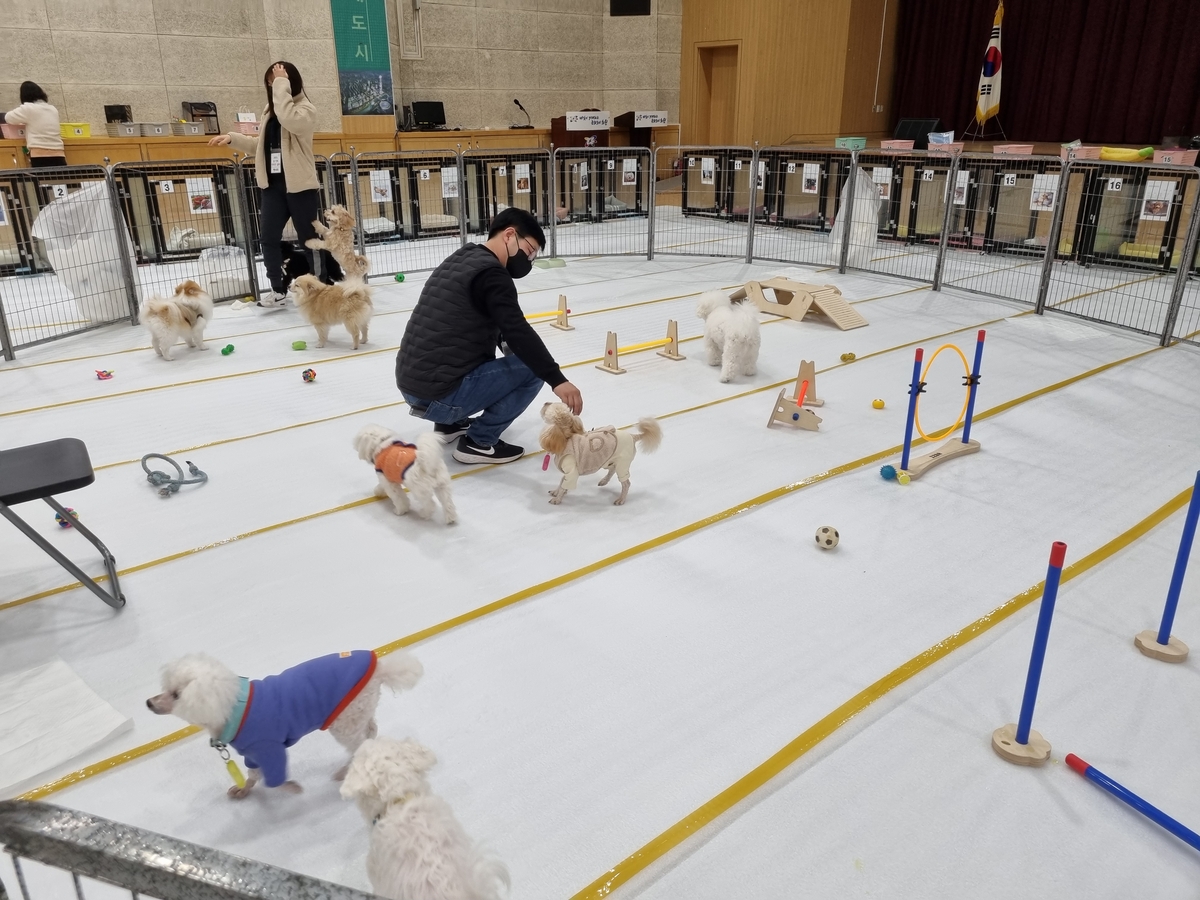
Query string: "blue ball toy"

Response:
xmin=880 ymin=464 xmax=897 ymax=481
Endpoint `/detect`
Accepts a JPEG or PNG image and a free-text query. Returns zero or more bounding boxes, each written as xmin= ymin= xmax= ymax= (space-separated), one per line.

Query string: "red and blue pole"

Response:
xmin=899 ymin=348 xmax=923 ymax=471
xmin=1066 ymin=754 xmax=1200 ymax=853
xmin=1015 ymin=541 xmax=1068 ymax=746
xmin=1155 ymin=469 xmax=1200 ymax=646
xmin=961 ymin=330 xmax=986 ymax=444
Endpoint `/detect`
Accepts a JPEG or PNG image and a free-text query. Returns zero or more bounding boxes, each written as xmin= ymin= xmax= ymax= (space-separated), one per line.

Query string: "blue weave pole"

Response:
xmin=1015 ymin=541 xmax=1067 ymax=745
xmin=1067 ymin=754 xmax=1200 ymax=853
xmin=1156 ymin=470 xmax=1200 ymax=645
xmin=961 ymin=330 xmax=986 ymax=445
xmin=899 ymin=348 xmax=923 ymax=472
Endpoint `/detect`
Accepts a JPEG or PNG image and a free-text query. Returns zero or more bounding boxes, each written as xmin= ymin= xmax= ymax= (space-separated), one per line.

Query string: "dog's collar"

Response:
xmin=215 ymin=677 xmax=252 ymax=745
xmin=372 ymin=792 xmax=418 ymax=826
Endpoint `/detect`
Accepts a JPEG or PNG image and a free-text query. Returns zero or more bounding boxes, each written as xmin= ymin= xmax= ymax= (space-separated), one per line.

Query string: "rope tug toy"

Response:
xmin=141 ymin=453 xmax=208 ymax=497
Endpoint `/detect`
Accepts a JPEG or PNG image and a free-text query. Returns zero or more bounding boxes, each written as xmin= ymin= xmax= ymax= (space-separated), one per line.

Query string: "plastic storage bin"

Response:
xmin=1153 ymin=149 xmax=1198 ymax=166
xmin=140 ymin=123 xmax=172 ymax=137
xmin=60 ymin=123 xmax=90 ymax=138
xmin=235 ymin=121 xmax=261 ymax=135
xmin=880 ymin=140 xmax=914 ymax=152
xmin=1060 ymin=145 xmax=1101 ymax=160
xmin=106 ymin=122 xmax=139 ymax=138
xmin=1 ymin=123 xmax=26 ymax=139
xmin=835 ymin=137 xmax=866 ymax=150
xmin=172 ymin=122 xmax=204 ymax=136
xmin=994 ymin=144 xmax=1035 ymax=155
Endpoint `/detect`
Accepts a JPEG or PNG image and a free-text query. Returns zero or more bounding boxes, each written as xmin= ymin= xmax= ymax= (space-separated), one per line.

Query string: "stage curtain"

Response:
xmin=893 ymin=0 xmax=1200 ymax=144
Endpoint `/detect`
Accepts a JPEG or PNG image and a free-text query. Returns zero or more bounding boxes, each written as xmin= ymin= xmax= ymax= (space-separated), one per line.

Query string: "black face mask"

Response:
xmin=506 ymin=238 xmax=534 ymax=279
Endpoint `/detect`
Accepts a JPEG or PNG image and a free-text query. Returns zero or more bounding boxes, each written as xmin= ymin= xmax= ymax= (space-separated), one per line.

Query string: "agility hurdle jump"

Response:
xmin=767 ymin=360 xmax=823 ymax=431
xmin=596 ymin=320 xmax=685 ymax=375
xmin=524 ymin=294 xmax=573 ymax=331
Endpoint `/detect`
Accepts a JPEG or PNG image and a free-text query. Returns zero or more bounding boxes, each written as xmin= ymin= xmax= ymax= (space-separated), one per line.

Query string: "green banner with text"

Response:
xmin=331 ymin=0 xmax=394 ymax=116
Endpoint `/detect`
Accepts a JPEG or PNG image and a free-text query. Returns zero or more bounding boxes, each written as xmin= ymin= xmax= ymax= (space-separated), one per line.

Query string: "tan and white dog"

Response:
xmin=290 ymin=274 xmax=373 ymax=349
xmin=306 ymin=204 xmax=369 ymax=279
xmin=538 ymin=402 xmax=662 ymax=506
xmin=141 ymin=280 xmax=213 ymax=360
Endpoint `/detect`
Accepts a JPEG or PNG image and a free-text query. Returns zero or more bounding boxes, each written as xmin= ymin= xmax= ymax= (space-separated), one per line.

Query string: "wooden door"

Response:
xmin=695 ymin=44 xmax=739 ymax=145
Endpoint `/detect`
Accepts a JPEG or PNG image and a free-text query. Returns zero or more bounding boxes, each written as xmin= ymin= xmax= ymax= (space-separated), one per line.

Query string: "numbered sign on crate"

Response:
xmin=160 ymin=180 xmax=174 ymax=193
xmin=1002 ymin=173 xmax=1018 ymax=187
xmin=1107 ymin=177 xmax=1123 ymax=192
xmin=50 ymin=184 xmax=68 ymax=199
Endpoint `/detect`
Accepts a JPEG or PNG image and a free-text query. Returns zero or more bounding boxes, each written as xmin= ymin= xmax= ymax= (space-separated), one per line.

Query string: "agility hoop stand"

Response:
xmin=596 ymin=320 xmax=684 ymax=375
xmin=896 ymin=330 xmax=986 ymax=480
xmin=767 ymin=360 xmax=823 ymax=431
xmin=1135 ymin=468 xmax=1199 ymax=663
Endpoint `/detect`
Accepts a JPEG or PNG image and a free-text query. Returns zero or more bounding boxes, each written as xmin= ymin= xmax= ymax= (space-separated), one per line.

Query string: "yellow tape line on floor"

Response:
xmin=568 ymin=481 xmax=1195 ymax=900
xmin=84 ymin=283 xmax=926 ymax=471
xmin=0 ymin=315 xmax=1145 ymax=613
xmin=13 ymin=340 xmax=1162 ymax=798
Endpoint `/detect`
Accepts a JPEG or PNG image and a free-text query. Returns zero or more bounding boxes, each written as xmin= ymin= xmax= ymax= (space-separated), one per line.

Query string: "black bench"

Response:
xmin=0 ymin=438 xmax=125 ymax=609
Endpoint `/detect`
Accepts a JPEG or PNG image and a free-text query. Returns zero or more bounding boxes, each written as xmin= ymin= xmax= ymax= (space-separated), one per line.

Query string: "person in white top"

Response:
xmin=1 ymin=82 xmax=66 ymax=168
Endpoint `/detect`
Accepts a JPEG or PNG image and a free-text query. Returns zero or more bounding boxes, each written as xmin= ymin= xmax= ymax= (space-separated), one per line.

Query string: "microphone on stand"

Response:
xmin=511 ymin=98 xmax=534 ymax=129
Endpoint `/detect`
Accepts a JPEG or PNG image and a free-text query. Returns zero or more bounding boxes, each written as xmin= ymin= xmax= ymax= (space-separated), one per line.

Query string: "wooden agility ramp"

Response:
xmin=730 ymin=277 xmax=868 ymax=331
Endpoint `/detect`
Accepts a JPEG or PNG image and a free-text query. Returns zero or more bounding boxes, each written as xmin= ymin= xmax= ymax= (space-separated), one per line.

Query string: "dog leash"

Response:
xmin=141 ymin=453 xmax=207 ymax=497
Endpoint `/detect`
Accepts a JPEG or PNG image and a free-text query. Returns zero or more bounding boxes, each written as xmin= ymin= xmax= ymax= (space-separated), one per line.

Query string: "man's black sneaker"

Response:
xmin=453 ymin=436 xmax=524 ymax=465
xmin=433 ymin=418 xmax=473 ymax=443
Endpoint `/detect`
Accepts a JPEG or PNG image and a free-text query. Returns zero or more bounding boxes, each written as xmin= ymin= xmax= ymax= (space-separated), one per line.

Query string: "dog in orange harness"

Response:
xmin=353 ymin=425 xmax=457 ymax=524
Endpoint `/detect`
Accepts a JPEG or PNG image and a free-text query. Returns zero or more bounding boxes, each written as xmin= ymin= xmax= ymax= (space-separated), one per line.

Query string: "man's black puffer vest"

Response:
xmin=395 ymin=243 xmax=505 ymax=400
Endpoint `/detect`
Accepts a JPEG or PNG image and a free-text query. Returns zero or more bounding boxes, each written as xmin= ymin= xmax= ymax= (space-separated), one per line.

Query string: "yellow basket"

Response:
xmin=60 ymin=122 xmax=91 ymax=138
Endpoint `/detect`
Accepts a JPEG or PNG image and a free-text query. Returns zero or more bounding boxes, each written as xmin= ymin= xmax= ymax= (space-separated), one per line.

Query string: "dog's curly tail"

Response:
xmin=375 ymin=650 xmax=423 ymax=692
xmin=632 ymin=417 xmax=662 ymax=453
xmin=472 ymin=854 xmax=511 ymax=898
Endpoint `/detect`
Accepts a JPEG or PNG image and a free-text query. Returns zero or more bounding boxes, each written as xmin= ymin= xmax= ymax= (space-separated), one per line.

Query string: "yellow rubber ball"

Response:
xmin=840 ymin=352 xmax=856 ymax=362
xmin=872 ymin=398 xmax=885 ymax=409
xmin=897 ymin=472 xmax=911 ymax=485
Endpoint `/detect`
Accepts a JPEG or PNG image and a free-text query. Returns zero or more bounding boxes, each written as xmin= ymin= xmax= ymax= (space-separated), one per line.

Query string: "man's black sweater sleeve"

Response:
xmin=470 ymin=267 xmax=567 ymax=388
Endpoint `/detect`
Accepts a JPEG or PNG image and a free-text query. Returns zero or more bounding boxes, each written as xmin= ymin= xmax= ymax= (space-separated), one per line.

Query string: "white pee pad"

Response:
xmin=0 ymin=658 xmax=131 ymax=797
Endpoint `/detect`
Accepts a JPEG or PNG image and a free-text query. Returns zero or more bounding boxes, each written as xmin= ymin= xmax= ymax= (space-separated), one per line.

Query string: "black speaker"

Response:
xmin=610 ymin=0 xmax=651 ymax=15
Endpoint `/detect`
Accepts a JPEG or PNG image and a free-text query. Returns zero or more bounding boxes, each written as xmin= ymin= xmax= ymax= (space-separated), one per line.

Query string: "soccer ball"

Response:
xmin=815 ymin=526 xmax=839 ymax=549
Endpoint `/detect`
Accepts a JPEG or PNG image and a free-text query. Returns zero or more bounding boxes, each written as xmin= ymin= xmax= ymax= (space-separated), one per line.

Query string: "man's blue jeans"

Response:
xmin=403 ymin=356 xmax=544 ymax=446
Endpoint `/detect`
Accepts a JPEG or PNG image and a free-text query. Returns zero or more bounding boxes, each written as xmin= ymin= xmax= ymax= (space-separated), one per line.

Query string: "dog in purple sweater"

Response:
xmin=148 ymin=649 xmax=422 ymax=798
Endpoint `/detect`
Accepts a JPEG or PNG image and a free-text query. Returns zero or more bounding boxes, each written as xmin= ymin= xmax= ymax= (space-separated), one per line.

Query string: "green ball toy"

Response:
xmin=221 ymin=344 xmax=234 ymax=355
xmin=292 ymin=340 xmax=307 ymax=350
xmin=394 ymin=273 xmax=405 ymax=282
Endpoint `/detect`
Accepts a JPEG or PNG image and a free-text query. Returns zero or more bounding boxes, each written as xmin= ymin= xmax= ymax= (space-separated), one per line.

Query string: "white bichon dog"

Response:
xmin=353 ymin=425 xmax=457 ymax=524
xmin=147 ymin=650 xmax=423 ymax=798
xmin=695 ymin=290 xmax=761 ymax=383
xmin=341 ymin=738 xmax=510 ymax=900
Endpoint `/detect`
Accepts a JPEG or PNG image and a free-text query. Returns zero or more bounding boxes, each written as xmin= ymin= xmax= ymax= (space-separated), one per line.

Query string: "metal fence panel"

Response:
xmin=751 ymin=146 xmax=851 ymax=268
xmin=936 ymin=153 xmax=1065 ymax=305
xmin=342 ymin=149 xmax=466 ymax=279
xmin=113 ymin=159 xmax=255 ymax=304
xmin=549 ymin=146 xmax=652 ymax=258
xmin=0 ymin=801 xmax=376 ymax=900
xmin=0 ymin=165 xmax=136 ymax=359
xmin=461 ymin=148 xmax=551 ymax=244
xmin=650 ymin=146 xmax=754 ymax=259
xmin=1039 ymin=160 xmax=1200 ymax=337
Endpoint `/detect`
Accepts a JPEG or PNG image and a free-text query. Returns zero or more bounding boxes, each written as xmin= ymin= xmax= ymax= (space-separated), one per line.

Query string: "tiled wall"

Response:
xmin=400 ymin=0 xmax=681 ymax=130
xmin=0 ymin=0 xmax=680 ymax=134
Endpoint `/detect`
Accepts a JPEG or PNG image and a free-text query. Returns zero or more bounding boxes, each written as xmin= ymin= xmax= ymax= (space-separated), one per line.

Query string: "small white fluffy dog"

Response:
xmin=695 ymin=290 xmax=761 ymax=383
xmin=141 ymin=279 xmax=213 ymax=360
xmin=341 ymin=738 xmax=510 ymax=900
xmin=539 ymin=402 xmax=662 ymax=506
xmin=354 ymin=425 xmax=457 ymax=524
xmin=290 ymin=274 xmax=373 ymax=349
xmin=147 ymin=650 xmax=422 ymax=798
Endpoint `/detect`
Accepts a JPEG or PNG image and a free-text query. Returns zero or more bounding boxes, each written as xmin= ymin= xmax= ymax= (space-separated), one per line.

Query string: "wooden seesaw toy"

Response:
xmin=730 ymin=277 xmax=868 ymax=331
xmin=881 ymin=330 xmax=985 ymax=483
xmin=596 ymin=320 xmax=685 ymax=375
xmin=767 ymin=360 xmax=823 ymax=431
xmin=523 ymin=293 xmax=573 ymax=331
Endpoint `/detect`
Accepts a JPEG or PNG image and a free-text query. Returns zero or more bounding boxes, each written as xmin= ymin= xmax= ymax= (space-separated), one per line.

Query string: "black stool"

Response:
xmin=0 ymin=438 xmax=125 ymax=609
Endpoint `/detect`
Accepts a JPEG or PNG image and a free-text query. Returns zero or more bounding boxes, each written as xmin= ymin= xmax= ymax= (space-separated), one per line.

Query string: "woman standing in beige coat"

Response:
xmin=210 ymin=61 xmax=322 ymax=308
